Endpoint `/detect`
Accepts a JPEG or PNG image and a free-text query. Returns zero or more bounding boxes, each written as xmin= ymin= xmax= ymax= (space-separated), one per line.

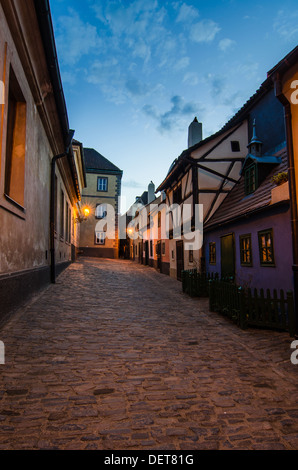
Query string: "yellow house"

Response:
xmin=267 ymin=45 xmax=298 ymax=335
xmin=79 ymin=148 xmax=123 ymax=259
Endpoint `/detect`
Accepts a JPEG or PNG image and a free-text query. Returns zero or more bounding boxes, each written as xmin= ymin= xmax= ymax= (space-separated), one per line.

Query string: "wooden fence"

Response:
xmin=181 ymin=270 xmax=218 ymax=298
xmin=181 ymin=270 xmax=295 ymax=336
xmin=209 ymin=280 xmax=295 ymax=337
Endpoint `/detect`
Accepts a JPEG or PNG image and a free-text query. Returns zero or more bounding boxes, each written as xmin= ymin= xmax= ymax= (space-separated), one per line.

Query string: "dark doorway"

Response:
xmin=156 ymin=240 xmax=161 ymax=271
xmin=144 ymin=241 xmax=149 ymax=266
xmin=221 ymin=233 xmax=235 ymax=279
xmin=176 ymin=240 xmax=184 ymax=281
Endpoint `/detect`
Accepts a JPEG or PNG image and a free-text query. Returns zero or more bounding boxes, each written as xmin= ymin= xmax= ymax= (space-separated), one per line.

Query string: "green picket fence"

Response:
xmin=209 ymin=280 xmax=295 ymax=337
xmin=181 ymin=270 xmax=219 ymax=298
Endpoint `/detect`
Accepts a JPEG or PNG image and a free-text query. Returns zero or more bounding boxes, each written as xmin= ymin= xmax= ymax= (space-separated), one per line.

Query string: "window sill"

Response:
xmin=0 ymin=194 xmax=26 ymax=220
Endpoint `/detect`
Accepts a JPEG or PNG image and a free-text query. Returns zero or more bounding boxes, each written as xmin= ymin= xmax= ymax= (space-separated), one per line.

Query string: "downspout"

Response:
xmin=275 ymin=76 xmax=298 ymax=337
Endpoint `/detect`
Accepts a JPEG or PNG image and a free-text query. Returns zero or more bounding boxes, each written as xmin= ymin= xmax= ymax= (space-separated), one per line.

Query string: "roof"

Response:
xmin=240 ymin=154 xmax=282 ymax=174
xmin=34 ymin=0 xmax=70 ymax=147
xmin=204 ymin=148 xmax=288 ymax=231
xmin=83 ymin=148 xmax=122 ymax=174
xmin=156 ymin=78 xmax=273 ymax=193
xmin=267 ymin=45 xmax=298 ymax=78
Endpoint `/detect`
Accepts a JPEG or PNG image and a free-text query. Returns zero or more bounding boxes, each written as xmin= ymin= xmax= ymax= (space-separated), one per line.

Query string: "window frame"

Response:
xmin=95 ymin=231 xmax=106 ymax=245
xmin=258 ymin=229 xmax=275 ymax=267
xmin=209 ymin=242 xmax=216 ymax=265
xmin=97 ymin=177 xmax=108 ymax=192
xmin=239 ymin=234 xmax=253 ymax=267
xmin=231 ymin=141 xmax=240 ymax=152
xmin=95 ymin=203 xmax=107 ymax=219
xmin=244 ymin=163 xmax=257 ymax=195
xmin=4 ymin=66 xmax=27 ymax=211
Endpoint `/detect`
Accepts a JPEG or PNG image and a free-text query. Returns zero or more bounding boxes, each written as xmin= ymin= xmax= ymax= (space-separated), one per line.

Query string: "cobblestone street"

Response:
xmin=0 ymin=258 xmax=297 ymax=450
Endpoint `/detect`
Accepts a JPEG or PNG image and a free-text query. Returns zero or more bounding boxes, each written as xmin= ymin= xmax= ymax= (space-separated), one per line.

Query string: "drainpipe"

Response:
xmin=275 ymin=77 xmax=298 ymax=337
xmin=50 ymin=130 xmax=75 ymax=284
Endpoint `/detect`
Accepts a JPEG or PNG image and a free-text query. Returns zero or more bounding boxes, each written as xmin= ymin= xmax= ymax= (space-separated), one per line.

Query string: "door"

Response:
xmin=156 ymin=240 xmax=161 ymax=271
xmin=176 ymin=240 xmax=184 ymax=281
xmin=144 ymin=241 xmax=149 ymax=266
xmin=221 ymin=233 xmax=235 ymax=279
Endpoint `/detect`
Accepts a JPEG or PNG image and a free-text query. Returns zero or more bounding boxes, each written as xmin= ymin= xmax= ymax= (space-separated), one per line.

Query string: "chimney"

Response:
xmin=148 ymin=181 xmax=155 ymax=204
xmin=188 ymin=117 xmax=202 ymax=148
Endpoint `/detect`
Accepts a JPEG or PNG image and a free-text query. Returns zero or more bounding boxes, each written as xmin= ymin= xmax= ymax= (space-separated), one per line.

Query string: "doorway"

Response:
xmin=221 ymin=233 xmax=235 ymax=279
xmin=176 ymin=240 xmax=184 ymax=281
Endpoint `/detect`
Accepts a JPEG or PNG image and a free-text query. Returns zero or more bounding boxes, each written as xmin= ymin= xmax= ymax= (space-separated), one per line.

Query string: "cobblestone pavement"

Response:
xmin=0 ymin=257 xmax=297 ymax=450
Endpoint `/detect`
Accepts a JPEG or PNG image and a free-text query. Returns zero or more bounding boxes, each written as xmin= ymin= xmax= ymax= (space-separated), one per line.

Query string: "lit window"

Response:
xmin=258 ymin=229 xmax=275 ymax=266
xmin=209 ymin=242 xmax=216 ymax=264
xmin=95 ymin=231 xmax=106 ymax=245
xmin=240 ymin=234 xmax=252 ymax=266
xmin=4 ymin=67 xmax=27 ymax=208
xmin=97 ymin=177 xmax=108 ymax=192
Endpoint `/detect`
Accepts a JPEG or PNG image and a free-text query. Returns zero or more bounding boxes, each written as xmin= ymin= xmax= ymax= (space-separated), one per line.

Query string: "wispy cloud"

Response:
xmin=190 ymin=19 xmax=221 ymax=43
xmin=273 ymin=10 xmax=298 ymax=41
xmin=176 ymin=3 xmax=200 ymax=23
xmin=54 ymin=8 xmax=102 ymax=66
xmin=125 ymin=79 xmax=150 ymax=97
xmin=143 ymin=95 xmax=203 ymax=133
xmin=218 ymin=38 xmax=236 ymax=52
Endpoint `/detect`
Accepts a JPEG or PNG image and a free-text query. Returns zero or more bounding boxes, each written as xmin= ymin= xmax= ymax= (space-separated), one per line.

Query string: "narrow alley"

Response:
xmin=0 ymin=258 xmax=297 ymax=450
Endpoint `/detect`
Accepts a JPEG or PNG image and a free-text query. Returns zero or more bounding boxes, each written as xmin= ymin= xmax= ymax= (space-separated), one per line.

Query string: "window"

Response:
xmin=60 ymin=190 xmax=64 ymax=238
xmin=209 ymin=242 xmax=216 ymax=264
xmin=173 ymin=184 xmax=182 ymax=205
xmin=162 ymin=242 xmax=165 ymax=255
xmin=189 ymin=246 xmax=194 ymax=263
xmin=240 ymin=234 xmax=252 ymax=266
xmin=4 ymin=67 xmax=27 ymax=208
xmin=97 ymin=177 xmax=108 ymax=192
xmin=68 ymin=206 xmax=71 ymax=243
xmin=54 ymin=176 xmax=58 ymax=232
xmin=245 ymin=163 xmax=257 ymax=195
xmin=258 ymin=229 xmax=275 ymax=266
xmin=95 ymin=231 xmax=106 ymax=245
xmin=65 ymin=202 xmax=69 ymax=242
xmin=231 ymin=141 xmax=240 ymax=152
xmin=150 ymin=240 xmax=153 ymax=257
xmin=95 ymin=204 xmax=107 ymax=219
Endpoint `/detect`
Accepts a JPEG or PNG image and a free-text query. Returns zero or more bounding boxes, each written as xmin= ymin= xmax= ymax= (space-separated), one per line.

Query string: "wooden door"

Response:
xmin=221 ymin=233 xmax=235 ymax=279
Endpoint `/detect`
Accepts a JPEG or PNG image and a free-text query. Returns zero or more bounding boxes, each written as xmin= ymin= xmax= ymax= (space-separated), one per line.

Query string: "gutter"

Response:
xmin=33 ymin=0 xmax=69 ymax=145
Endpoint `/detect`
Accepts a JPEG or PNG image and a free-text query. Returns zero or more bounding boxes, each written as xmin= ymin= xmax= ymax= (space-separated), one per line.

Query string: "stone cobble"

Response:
xmin=0 ymin=257 xmax=297 ymax=450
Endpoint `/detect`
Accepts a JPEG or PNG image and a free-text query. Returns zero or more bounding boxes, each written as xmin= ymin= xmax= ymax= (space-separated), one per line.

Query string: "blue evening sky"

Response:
xmin=50 ymin=0 xmax=298 ymax=212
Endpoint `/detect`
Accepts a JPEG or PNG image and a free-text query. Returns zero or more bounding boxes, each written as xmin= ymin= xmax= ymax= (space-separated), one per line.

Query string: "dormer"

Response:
xmin=241 ymin=120 xmax=281 ymax=195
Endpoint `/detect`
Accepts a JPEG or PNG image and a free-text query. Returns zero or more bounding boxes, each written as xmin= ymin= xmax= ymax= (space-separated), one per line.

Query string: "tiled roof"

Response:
xmin=204 ymin=148 xmax=288 ymax=230
xmin=83 ymin=148 xmax=122 ymax=173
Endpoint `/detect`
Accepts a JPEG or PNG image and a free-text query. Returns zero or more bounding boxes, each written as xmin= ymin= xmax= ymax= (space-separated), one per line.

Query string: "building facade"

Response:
xmin=0 ymin=0 xmax=86 ymax=325
xmin=79 ymin=148 xmax=123 ymax=259
xmin=204 ymin=124 xmax=293 ymax=293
